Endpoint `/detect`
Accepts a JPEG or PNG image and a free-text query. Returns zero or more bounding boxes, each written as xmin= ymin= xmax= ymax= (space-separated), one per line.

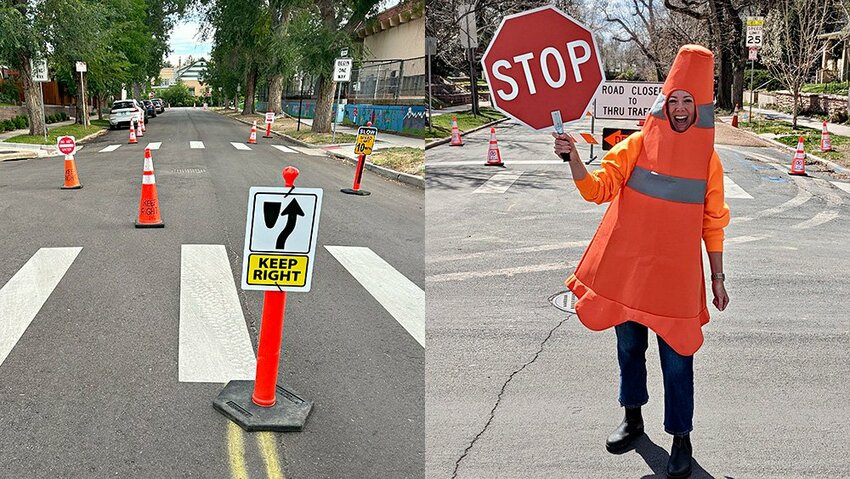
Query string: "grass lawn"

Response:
xmin=741 ymin=120 xmax=850 ymax=168
xmin=427 ymin=108 xmax=505 ymax=141
xmin=369 ymin=147 xmax=424 ymax=176
xmin=6 ymin=120 xmax=108 ymax=145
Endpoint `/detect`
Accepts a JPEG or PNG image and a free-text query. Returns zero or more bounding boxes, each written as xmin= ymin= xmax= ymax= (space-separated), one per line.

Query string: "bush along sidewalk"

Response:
xmin=0 ymin=112 xmax=71 ymax=132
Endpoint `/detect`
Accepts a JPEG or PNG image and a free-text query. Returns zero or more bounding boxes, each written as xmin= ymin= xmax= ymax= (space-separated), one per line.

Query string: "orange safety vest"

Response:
xmin=566 ymin=45 xmax=717 ymax=356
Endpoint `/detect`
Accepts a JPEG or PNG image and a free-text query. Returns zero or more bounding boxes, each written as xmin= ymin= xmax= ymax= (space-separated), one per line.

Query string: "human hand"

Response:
xmin=551 ymin=132 xmax=579 ymax=162
xmin=712 ymin=280 xmax=729 ymax=311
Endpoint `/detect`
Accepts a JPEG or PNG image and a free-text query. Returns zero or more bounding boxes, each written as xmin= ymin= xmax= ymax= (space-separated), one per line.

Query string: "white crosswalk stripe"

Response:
xmin=146 ymin=142 xmax=162 ymax=150
xmin=832 ymin=181 xmax=850 ymax=195
xmin=474 ymin=172 xmax=524 ymax=194
xmin=271 ymin=145 xmax=297 ymax=154
xmin=290 ymin=146 xmax=326 ymax=157
xmin=99 ymin=144 xmax=121 ymax=153
xmin=179 ymin=245 xmax=256 ymax=383
xmin=0 ymin=247 xmax=82 ymax=368
xmin=724 ymin=175 xmax=753 ymax=199
xmin=190 ymin=141 xmax=205 ymax=149
xmin=325 ymin=246 xmax=424 ymax=347
xmin=231 ymin=142 xmax=252 ymax=151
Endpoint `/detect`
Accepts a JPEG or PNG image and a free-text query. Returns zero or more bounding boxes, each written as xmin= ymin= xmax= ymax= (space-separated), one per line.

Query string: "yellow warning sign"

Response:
xmin=246 ymin=254 xmax=309 ymax=287
xmin=354 ymin=126 xmax=378 ymax=155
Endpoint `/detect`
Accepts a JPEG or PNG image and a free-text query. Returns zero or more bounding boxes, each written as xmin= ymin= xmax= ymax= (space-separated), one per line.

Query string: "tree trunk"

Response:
xmin=312 ymin=74 xmax=336 ymax=133
xmin=792 ymin=87 xmax=799 ymax=129
xmin=268 ymin=74 xmax=283 ymax=113
xmin=18 ymin=54 xmax=45 ymax=136
xmin=717 ymin=51 xmax=733 ymax=111
xmin=732 ymin=68 xmax=745 ymax=112
xmin=133 ymin=82 xmax=142 ymax=100
xmin=242 ymin=67 xmax=257 ymax=115
xmin=97 ymin=94 xmax=104 ymax=120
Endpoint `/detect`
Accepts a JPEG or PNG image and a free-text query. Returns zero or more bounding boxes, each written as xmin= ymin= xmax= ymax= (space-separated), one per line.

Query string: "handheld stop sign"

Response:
xmin=481 ymin=6 xmax=606 ymax=131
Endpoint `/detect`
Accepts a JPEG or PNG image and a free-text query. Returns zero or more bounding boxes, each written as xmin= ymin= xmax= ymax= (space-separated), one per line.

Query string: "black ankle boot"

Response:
xmin=667 ymin=434 xmax=692 ymax=479
xmin=605 ymin=407 xmax=644 ymax=454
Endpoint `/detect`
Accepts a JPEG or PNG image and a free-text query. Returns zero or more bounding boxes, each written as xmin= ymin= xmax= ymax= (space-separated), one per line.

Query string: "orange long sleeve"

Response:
xmin=573 ymin=133 xmax=730 ymax=252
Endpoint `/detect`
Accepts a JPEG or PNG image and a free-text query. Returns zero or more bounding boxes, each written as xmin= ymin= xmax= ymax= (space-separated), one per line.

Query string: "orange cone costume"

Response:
xmin=565 ymin=45 xmax=730 ymax=356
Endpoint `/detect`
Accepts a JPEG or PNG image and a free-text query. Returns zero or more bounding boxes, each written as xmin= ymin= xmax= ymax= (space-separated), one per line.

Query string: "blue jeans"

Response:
xmin=615 ymin=321 xmax=694 ymax=435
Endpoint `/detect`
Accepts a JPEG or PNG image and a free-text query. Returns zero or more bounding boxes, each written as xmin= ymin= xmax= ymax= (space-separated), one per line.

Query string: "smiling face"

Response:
xmin=665 ymin=90 xmax=696 ymax=133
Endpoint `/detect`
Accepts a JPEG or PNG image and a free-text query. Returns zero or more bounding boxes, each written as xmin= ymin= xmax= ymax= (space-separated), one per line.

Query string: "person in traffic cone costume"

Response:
xmin=449 ymin=117 xmax=463 ymax=146
xmin=553 ymin=45 xmax=730 ymax=479
xmin=790 ymin=136 xmax=807 ymax=175
xmin=485 ymin=127 xmax=504 ymax=166
xmin=248 ymin=121 xmax=258 ymax=144
xmin=61 ymin=154 xmax=82 ymax=189
xmin=135 ymin=148 xmax=164 ymax=228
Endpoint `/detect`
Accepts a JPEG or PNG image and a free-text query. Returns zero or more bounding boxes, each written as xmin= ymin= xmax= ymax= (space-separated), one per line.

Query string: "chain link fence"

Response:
xmin=349 ymin=57 xmax=425 ymax=102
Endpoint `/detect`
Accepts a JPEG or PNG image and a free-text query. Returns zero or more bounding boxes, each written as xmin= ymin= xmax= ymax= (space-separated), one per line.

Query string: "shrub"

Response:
xmin=1 ymin=119 xmax=14 ymax=131
xmin=0 ymin=80 xmax=19 ymax=104
xmin=47 ymin=114 xmax=57 ymax=123
xmin=13 ymin=115 xmax=27 ymax=129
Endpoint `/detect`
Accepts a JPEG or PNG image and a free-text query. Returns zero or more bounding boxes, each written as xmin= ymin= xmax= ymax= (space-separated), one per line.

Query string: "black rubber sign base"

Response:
xmin=340 ymin=188 xmax=371 ymax=196
xmin=213 ymin=380 xmax=312 ymax=432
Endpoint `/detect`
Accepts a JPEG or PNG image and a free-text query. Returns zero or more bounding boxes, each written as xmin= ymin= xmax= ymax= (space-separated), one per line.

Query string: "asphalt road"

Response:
xmin=425 ymin=117 xmax=850 ymax=478
xmin=0 ymin=107 xmax=424 ymax=478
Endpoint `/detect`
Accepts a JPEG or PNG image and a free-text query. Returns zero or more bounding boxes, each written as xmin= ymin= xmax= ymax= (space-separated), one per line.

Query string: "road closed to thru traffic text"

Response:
xmin=481 ymin=6 xmax=605 ymax=130
xmin=595 ymin=81 xmax=663 ymax=120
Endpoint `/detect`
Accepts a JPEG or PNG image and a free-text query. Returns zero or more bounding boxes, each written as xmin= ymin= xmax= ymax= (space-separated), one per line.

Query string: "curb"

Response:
xmin=0 ymin=124 xmax=108 ymax=160
xmin=323 ymin=150 xmax=425 ymax=189
xmin=425 ymin=116 xmax=509 ymax=149
xmin=733 ymin=126 xmax=850 ymax=174
xmin=215 ymin=110 xmax=424 ymax=188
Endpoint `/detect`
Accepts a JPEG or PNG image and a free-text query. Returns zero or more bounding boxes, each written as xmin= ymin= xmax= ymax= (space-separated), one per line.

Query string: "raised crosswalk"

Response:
xmin=0 ymin=247 xmax=81 ymax=369
xmin=230 ymin=142 xmax=251 ymax=151
xmin=189 ymin=141 xmax=205 ymax=149
xmin=95 ymin=141 xmax=311 ymax=153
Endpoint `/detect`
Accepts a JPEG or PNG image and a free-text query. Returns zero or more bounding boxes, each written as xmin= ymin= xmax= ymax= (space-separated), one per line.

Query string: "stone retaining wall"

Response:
xmin=747 ymin=90 xmax=849 ymax=115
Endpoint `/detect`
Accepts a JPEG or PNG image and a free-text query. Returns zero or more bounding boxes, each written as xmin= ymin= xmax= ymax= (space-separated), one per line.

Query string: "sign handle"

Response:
xmin=551 ymin=110 xmax=571 ymax=162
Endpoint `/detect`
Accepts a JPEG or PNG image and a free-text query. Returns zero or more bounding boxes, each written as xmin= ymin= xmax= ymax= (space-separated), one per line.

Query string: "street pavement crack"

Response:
xmin=451 ymin=312 xmax=573 ymax=479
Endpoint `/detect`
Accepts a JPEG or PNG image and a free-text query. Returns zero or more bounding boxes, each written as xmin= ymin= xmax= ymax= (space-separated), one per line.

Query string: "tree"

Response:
xmin=159 ymin=81 xmax=194 ymax=106
xmin=761 ymin=0 xmax=834 ymax=127
xmin=0 ymin=0 xmax=46 ymax=135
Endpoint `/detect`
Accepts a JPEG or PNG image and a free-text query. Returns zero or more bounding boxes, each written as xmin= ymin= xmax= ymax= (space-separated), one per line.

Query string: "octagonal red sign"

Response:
xmin=481 ymin=6 xmax=605 ymax=130
xmin=57 ymin=135 xmax=76 ymax=155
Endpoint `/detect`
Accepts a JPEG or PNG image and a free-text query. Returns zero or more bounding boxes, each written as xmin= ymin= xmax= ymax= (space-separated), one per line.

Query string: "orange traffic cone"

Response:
xmin=61 ymin=154 xmax=82 ymax=189
xmin=485 ymin=127 xmax=504 ymax=167
xmin=821 ymin=121 xmax=833 ymax=152
xmin=136 ymin=118 xmax=143 ymax=138
xmin=135 ymin=148 xmax=164 ymax=228
xmin=248 ymin=120 xmax=258 ymax=144
xmin=140 ymin=115 xmax=146 ymax=133
xmin=129 ymin=121 xmax=138 ymax=144
xmin=789 ymin=136 xmax=807 ymax=176
xmin=731 ymin=104 xmax=739 ymax=128
xmin=449 ymin=116 xmax=463 ymax=146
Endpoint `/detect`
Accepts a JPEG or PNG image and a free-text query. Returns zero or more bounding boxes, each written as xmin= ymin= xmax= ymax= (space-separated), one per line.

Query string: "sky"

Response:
xmin=165 ymin=0 xmax=401 ymax=67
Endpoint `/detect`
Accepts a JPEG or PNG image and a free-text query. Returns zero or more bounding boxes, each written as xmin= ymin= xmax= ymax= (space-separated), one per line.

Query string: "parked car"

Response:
xmin=141 ymin=99 xmax=157 ymax=118
xmin=151 ymin=98 xmax=165 ymax=113
xmin=109 ymin=99 xmax=142 ymax=129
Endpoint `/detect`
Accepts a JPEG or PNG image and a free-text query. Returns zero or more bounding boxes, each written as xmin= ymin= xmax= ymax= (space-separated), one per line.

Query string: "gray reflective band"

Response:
xmin=650 ymin=94 xmax=666 ymax=120
xmin=626 ymin=165 xmax=706 ymax=204
xmin=695 ymin=104 xmax=714 ymax=128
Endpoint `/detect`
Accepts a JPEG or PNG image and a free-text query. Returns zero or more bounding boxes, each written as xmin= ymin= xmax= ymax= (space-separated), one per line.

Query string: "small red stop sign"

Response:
xmin=481 ymin=6 xmax=605 ymax=130
xmin=57 ymin=136 xmax=76 ymax=155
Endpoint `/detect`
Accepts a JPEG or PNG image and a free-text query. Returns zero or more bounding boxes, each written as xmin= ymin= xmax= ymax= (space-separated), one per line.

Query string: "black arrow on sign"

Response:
xmin=276 ymin=199 xmax=305 ymax=250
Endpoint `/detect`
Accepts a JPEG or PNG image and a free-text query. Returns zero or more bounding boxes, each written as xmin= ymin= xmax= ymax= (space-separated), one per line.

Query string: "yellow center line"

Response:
xmin=227 ymin=422 xmax=250 ymax=479
xmin=257 ymin=432 xmax=286 ymax=479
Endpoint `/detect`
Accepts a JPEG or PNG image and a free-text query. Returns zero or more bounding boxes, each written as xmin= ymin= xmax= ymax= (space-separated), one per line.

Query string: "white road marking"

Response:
xmin=190 ymin=141 xmax=205 ymax=149
xmin=473 ymin=172 xmax=524 ymax=194
xmin=724 ymin=175 xmax=753 ymax=199
xmin=99 ymin=144 xmax=121 ymax=153
xmin=427 ymin=261 xmax=577 ymax=283
xmin=325 ymin=246 xmax=424 ymax=348
xmin=428 ymin=240 xmax=591 ymax=264
xmin=146 ymin=142 xmax=162 ymax=150
xmin=831 ymin=181 xmax=850 ymax=195
xmin=791 ymin=211 xmax=840 ymax=230
xmin=179 ymin=245 xmax=256 ymax=383
xmin=732 ymin=188 xmax=812 ymax=224
xmin=231 ymin=142 xmax=252 ymax=151
xmin=428 ymin=160 xmax=565 ymax=167
xmin=726 ymin=235 xmax=769 ymax=244
xmin=290 ymin=146 xmax=326 ymax=157
xmin=0 ymin=247 xmax=81 ymax=368
xmin=271 ymin=145 xmax=297 ymax=154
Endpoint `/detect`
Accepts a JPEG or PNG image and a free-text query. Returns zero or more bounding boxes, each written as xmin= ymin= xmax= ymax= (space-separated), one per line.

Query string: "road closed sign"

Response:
xmin=481 ymin=6 xmax=605 ymax=130
xmin=57 ymin=136 xmax=76 ymax=156
xmin=241 ymin=187 xmax=323 ymax=292
xmin=595 ymin=81 xmax=663 ymax=120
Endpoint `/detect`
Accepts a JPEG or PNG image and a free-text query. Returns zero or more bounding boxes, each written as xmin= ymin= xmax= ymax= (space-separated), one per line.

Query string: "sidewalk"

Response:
xmin=721 ymin=106 xmax=850 ymax=136
xmin=294 ymin=117 xmax=424 ymax=149
xmin=430 ymin=99 xmax=493 ymax=117
xmin=0 ymin=119 xmax=76 ymax=142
